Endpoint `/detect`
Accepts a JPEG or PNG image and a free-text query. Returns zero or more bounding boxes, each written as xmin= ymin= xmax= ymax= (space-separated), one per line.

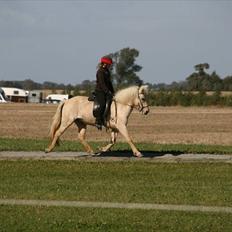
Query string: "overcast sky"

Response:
xmin=0 ymin=0 xmax=231 ymax=85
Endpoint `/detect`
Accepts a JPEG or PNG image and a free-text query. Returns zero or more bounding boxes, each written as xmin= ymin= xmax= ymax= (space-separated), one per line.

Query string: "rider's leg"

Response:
xmin=103 ymin=94 xmax=113 ymax=124
xmin=94 ymin=90 xmax=106 ymax=129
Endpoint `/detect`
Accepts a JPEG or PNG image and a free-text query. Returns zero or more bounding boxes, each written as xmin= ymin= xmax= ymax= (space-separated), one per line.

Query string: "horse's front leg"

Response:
xmin=100 ymin=131 xmax=117 ymax=152
xmin=117 ymin=124 xmax=142 ymax=157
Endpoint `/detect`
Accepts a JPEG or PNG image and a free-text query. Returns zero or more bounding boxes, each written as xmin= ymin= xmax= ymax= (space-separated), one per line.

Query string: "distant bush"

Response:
xmin=149 ymin=91 xmax=232 ymax=107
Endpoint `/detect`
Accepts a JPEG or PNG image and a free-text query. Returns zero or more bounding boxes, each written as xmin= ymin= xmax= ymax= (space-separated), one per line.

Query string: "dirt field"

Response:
xmin=0 ymin=103 xmax=232 ymax=145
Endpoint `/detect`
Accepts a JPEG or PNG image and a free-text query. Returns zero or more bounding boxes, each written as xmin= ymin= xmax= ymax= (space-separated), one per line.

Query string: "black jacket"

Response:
xmin=95 ymin=67 xmax=114 ymax=94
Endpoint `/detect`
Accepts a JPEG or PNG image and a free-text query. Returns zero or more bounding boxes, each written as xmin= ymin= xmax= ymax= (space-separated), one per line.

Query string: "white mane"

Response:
xmin=115 ymin=85 xmax=149 ymax=104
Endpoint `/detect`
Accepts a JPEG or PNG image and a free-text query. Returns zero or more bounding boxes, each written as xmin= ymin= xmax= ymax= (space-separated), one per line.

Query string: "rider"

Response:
xmin=95 ymin=56 xmax=115 ymax=130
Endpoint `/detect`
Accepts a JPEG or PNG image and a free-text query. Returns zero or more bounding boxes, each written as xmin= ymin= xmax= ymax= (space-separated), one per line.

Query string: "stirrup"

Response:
xmin=95 ymin=123 xmax=102 ymax=130
xmin=95 ymin=119 xmax=103 ymax=130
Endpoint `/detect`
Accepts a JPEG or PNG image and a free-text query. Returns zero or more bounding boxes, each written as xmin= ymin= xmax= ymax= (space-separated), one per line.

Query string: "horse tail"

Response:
xmin=49 ymin=101 xmax=65 ymax=142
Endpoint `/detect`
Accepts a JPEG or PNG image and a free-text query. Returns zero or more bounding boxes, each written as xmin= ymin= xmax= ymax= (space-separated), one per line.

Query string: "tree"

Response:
xmin=223 ymin=76 xmax=232 ymax=91
xmin=194 ymin=63 xmax=210 ymax=75
xmin=186 ymin=72 xmax=200 ymax=90
xmin=106 ymin=47 xmax=143 ymax=89
xmin=186 ymin=63 xmax=223 ymax=91
xmin=210 ymin=71 xmax=222 ymax=91
xmin=22 ymin=79 xmax=42 ymax=90
xmin=80 ymin=80 xmax=95 ymax=96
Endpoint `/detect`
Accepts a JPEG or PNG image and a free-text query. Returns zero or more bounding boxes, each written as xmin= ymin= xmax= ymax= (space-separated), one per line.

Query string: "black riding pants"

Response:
xmin=95 ymin=90 xmax=106 ymax=122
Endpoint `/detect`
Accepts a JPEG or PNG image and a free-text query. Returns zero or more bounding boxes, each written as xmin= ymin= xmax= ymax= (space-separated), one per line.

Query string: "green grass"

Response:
xmin=1 ymin=161 xmax=232 ymax=206
xmin=1 ymin=137 xmax=232 ymax=231
xmin=1 ymin=205 xmax=232 ymax=232
xmin=1 ymin=161 xmax=232 ymax=231
xmin=1 ymin=137 xmax=232 ymax=154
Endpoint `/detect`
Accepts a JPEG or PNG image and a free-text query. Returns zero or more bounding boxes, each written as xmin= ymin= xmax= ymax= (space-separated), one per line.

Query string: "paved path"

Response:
xmin=0 ymin=198 xmax=232 ymax=214
xmin=1 ymin=151 xmax=232 ymax=162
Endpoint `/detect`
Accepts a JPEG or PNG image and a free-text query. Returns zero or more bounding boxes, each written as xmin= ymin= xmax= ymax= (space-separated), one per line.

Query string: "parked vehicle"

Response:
xmin=45 ymin=94 xmax=69 ymax=104
xmin=28 ymin=90 xmax=43 ymax=103
xmin=0 ymin=94 xmax=7 ymax=103
xmin=0 ymin=88 xmax=8 ymax=103
xmin=1 ymin=87 xmax=28 ymax=103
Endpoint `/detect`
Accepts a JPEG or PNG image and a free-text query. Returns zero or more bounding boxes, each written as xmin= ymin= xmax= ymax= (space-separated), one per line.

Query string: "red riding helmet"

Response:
xmin=101 ymin=57 xmax=113 ymax=65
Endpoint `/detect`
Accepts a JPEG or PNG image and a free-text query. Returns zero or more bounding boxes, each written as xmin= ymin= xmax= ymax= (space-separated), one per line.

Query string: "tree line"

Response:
xmin=1 ymin=47 xmax=232 ymax=106
xmin=149 ymin=90 xmax=232 ymax=107
xmin=151 ymin=63 xmax=232 ymax=92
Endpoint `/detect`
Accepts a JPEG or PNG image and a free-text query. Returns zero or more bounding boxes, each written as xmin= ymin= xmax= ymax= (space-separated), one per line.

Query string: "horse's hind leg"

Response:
xmin=45 ymin=120 xmax=73 ymax=153
xmin=75 ymin=120 xmax=94 ymax=154
xmin=99 ymin=131 xmax=117 ymax=152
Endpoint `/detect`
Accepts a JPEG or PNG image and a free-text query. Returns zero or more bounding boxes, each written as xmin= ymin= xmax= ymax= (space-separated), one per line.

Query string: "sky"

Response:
xmin=0 ymin=0 xmax=232 ymax=85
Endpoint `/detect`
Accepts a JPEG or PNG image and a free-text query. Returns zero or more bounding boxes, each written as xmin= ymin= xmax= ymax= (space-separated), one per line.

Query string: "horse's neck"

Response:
xmin=112 ymin=99 xmax=134 ymax=124
xmin=114 ymin=88 xmax=136 ymax=120
xmin=115 ymin=92 xmax=135 ymax=107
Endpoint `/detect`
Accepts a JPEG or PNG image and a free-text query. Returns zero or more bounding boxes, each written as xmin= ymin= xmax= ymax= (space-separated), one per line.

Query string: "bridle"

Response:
xmin=112 ymin=87 xmax=149 ymax=117
xmin=136 ymin=88 xmax=149 ymax=113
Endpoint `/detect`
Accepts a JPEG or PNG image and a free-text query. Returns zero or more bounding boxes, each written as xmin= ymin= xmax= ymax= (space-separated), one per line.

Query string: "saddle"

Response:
xmin=88 ymin=92 xmax=95 ymax=102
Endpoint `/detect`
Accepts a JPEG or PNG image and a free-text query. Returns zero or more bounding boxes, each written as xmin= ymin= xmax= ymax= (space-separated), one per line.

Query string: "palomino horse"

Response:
xmin=45 ymin=85 xmax=149 ymax=157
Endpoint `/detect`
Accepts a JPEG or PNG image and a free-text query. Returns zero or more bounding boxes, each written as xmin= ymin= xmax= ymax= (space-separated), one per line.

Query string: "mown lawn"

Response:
xmin=1 ymin=160 xmax=232 ymax=231
xmin=0 ymin=160 xmax=232 ymax=231
xmin=1 ymin=205 xmax=232 ymax=232
xmin=1 ymin=137 xmax=232 ymax=231
xmin=0 ymin=161 xmax=232 ymax=206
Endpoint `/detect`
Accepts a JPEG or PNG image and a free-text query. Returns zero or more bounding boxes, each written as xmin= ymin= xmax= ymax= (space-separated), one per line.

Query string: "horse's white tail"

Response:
xmin=49 ymin=101 xmax=65 ymax=142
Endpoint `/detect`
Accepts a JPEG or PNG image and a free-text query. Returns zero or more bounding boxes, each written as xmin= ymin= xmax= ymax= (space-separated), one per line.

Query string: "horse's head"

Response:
xmin=134 ymin=85 xmax=150 ymax=115
xmin=115 ymin=85 xmax=150 ymax=115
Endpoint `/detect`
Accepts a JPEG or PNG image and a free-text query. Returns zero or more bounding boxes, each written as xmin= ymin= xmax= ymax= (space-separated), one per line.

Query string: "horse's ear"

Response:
xmin=139 ymin=85 xmax=149 ymax=94
xmin=136 ymin=80 xmax=143 ymax=87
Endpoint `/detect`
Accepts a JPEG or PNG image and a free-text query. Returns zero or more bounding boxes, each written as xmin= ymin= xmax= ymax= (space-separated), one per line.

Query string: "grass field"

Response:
xmin=1 ymin=161 xmax=232 ymax=205
xmin=1 ymin=104 xmax=232 ymax=231
xmin=1 ymin=160 xmax=232 ymax=231
xmin=1 ymin=205 xmax=232 ymax=232
xmin=1 ymin=137 xmax=232 ymax=154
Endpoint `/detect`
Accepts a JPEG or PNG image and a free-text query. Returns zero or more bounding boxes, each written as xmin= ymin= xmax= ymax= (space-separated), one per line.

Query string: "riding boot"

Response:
xmin=94 ymin=90 xmax=107 ymax=130
xmin=95 ymin=117 xmax=103 ymax=130
xmin=103 ymin=93 xmax=113 ymax=126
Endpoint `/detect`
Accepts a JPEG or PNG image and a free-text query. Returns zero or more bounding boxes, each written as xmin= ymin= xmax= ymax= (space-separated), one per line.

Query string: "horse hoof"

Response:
xmin=134 ymin=152 xmax=143 ymax=158
xmin=45 ymin=148 xmax=50 ymax=153
xmin=93 ymin=152 xmax=101 ymax=156
xmin=99 ymin=147 xmax=107 ymax=152
xmin=96 ymin=146 xmax=105 ymax=153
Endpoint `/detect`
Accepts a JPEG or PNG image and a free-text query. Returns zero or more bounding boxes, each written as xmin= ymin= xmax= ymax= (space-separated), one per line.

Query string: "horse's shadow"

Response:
xmin=95 ymin=150 xmax=183 ymax=158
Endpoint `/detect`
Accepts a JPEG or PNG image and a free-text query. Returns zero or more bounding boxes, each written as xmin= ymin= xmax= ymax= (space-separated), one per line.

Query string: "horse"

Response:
xmin=45 ymin=85 xmax=150 ymax=157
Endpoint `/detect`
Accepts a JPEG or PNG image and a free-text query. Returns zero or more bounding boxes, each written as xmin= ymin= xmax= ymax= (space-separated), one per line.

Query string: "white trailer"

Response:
xmin=45 ymin=94 xmax=69 ymax=104
xmin=1 ymin=87 xmax=29 ymax=103
xmin=0 ymin=88 xmax=8 ymax=103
